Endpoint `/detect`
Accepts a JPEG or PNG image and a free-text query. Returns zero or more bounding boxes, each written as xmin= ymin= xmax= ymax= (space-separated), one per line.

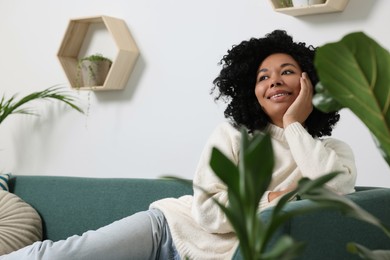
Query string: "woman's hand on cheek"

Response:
xmin=283 ymin=72 xmax=313 ymax=128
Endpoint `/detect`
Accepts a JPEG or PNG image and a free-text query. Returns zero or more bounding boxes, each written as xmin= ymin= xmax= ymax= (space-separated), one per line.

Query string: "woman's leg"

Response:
xmin=0 ymin=209 xmax=171 ymax=260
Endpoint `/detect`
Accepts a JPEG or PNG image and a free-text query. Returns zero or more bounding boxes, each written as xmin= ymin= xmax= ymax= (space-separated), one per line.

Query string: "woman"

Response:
xmin=1 ymin=30 xmax=356 ymax=260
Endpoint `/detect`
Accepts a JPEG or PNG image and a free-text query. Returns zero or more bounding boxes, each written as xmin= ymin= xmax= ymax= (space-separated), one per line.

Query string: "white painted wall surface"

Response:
xmin=0 ymin=0 xmax=389 ymax=187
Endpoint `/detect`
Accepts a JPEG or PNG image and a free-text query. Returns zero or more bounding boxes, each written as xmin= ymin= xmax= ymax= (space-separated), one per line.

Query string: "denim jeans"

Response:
xmin=0 ymin=208 xmax=179 ymax=260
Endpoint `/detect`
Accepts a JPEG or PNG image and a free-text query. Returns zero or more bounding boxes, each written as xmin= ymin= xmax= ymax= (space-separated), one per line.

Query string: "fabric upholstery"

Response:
xmin=9 ymin=176 xmax=192 ymax=241
xmin=8 ymin=175 xmax=390 ymax=260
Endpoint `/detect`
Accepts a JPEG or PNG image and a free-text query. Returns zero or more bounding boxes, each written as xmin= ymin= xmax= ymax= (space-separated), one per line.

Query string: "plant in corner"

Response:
xmin=77 ymin=53 xmax=112 ymax=88
xmin=0 ymin=86 xmax=83 ymax=125
xmin=313 ymin=31 xmax=390 ymax=258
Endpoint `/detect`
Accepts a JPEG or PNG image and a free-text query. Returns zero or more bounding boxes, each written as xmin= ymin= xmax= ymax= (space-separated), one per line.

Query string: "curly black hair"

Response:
xmin=212 ymin=30 xmax=339 ymax=138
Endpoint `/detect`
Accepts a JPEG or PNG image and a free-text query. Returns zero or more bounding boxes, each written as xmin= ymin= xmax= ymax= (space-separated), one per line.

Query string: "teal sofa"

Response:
xmin=9 ymin=175 xmax=390 ymax=259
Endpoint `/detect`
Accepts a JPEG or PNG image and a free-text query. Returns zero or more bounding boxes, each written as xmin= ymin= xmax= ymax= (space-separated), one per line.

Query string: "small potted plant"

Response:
xmin=292 ymin=0 xmax=326 ymax=7
xmin=77 ymin=53 xmax=112 ymax=88
xmin=280 ymin=0 xmax=293 ymax=7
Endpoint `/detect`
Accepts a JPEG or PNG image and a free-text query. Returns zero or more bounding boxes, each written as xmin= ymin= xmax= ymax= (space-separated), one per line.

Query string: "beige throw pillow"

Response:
xmin=0 ymin=190 xmax=42 ymax=255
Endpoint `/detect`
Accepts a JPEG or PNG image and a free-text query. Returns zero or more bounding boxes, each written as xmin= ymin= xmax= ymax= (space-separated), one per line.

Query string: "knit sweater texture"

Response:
xmin=151 ymin=121 xmax=357 ymax=260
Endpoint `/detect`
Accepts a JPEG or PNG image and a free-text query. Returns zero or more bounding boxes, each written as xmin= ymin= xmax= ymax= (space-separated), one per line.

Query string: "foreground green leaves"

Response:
xmin=209 ymin=130 xmax=274 ymax=259
xmin=208 ymin=128 xmax=390 ymax=260
xmin=313 ymin=32 xmax=390 ymax=166
xmin=314 ymin=31 xmax=390 ymax=259
xmin=0 ymin=86 xmax=83 ymax=124
xmin=164 ymin=127 xmax=389 ymax=259
xmin=347 ymin=243 xmax=390 ymax=260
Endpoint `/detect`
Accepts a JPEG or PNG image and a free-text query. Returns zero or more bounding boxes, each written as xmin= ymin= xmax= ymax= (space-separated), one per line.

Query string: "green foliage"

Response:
xmin=209 ymin=129 xmax=275 ymax=259
xmin=347 ymin=243 xmax=390 ymax=260
xmin=208 ymin=128 xmax=389 ymax=259
xmin=165 ymin=127 xmax=389 ymax=259
xmin=0 ymin=86 xmax=83 ymax=124
xmin=79 ymin=53 xmax=112 ymax=63
xmin=314 ymin=31 xmax=390 ymax=259
xmin=280 ymin=0 xmax=293 ymax=7
xmin=313 ymin=32 xmax=390 ymax=166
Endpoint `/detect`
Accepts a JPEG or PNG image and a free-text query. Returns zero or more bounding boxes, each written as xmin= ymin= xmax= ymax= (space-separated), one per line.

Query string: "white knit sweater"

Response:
xmin=151 ymin=122 xmax=357 ymax=260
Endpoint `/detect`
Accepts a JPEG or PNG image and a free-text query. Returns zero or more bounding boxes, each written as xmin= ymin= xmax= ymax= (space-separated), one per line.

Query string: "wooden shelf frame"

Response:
xmin=268 ymin=0 xmax=350 ymax=16
xmin=57 ymin=15 xmax=139 ymax=91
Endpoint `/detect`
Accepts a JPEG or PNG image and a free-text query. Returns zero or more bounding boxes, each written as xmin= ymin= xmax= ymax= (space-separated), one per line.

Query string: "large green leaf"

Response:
xmin=314 ymin=32 xmax=390 ymax=165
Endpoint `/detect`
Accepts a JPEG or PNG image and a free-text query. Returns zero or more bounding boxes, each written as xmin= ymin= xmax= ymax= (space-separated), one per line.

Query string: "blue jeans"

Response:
xmin=0 ymin=209 xmax=179 ymax=260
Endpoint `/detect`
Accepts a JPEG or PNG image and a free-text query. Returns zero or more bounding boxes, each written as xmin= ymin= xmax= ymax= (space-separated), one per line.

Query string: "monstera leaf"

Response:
xmin=313 ymin=32 xmax=390 ymax=166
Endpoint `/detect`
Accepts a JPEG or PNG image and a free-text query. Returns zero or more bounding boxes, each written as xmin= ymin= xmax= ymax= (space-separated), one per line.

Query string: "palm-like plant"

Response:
xmin=0 ymin=86 xmax=83 ymax=124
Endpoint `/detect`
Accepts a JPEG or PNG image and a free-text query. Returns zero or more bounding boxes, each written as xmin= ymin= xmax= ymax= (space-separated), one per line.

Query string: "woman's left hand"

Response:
xmin=283 ymin=72 xmax=313 ymax=128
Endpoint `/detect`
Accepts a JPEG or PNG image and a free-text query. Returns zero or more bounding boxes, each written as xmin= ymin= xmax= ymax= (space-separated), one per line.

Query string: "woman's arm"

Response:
xmin=285 ymin=122 xmax=357 ymax=194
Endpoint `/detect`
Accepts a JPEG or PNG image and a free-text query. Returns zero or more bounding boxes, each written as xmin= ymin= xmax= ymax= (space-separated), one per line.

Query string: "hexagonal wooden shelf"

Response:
xmin=58 ymin=15 xmax=139 ymax=91
xmin=269 ymin=0 xmax=349 ymax=16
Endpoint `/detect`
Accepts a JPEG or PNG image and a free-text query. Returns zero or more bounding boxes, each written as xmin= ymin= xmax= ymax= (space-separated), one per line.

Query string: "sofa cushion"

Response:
xmin=0 ymin=174 xmax=11 ymax=191
xmin=0 ymin=190 xmax=42 ymax=255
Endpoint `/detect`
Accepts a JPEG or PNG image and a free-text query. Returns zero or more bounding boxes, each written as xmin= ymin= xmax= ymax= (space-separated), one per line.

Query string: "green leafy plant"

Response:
xmin=168 ymin=128 xmax=389 ymax=259
xmin=314 ymin=32 xmax=390 ymax=166
xmin=0 ymin=86 xmax=83 ymax=124
xmin=79 ymin=53 xmax=112 ymax=64
xmin=314 ymin=31 xmax=390 ymax=258
xmin=280 ymin=0 xmax=293 ymax=7
xmin=207 ymin=128 xmax=389 ymax=259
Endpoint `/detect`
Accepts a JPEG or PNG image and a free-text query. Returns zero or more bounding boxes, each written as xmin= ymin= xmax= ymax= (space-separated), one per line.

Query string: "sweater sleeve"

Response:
xmin=284 ymin=122 xmax=357 ymax=194
xmin=191 ymin=122 xmax=241 ymax=234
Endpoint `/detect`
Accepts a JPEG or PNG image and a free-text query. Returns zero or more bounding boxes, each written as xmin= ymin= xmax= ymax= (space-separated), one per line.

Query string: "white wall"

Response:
xmin=0 ymin=0 xmax=389 ymax=187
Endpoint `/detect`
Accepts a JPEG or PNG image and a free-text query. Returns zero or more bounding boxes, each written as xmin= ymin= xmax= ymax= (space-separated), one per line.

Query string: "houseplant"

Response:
xmin=292 ymin=0 xmax=326 ymax=7
xmin=207 ymin=129 xmax=389 ymax=259
xmin=0 ymin=86 xmax=83 ymax=125
xmin=77 ymin=53 xmax=112 ymax=88
xmin=280 ymin=0 xmax=293 ymax=8
xmin=168 ymin=127 xmax=389 ymax=259
xmin=313 ymin=31 xmax=390 ymax=258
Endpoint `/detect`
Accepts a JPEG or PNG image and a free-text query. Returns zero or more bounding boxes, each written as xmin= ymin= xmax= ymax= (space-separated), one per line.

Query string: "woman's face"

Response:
xmin=255 ymin=53 xmax=303 ymax=127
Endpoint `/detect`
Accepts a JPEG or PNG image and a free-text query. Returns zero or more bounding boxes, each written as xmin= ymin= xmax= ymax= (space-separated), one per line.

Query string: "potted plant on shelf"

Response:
xmin=77 ymin=53 xmax=112 ymax=88
xmin=280 ymin=0 xmax=293 ymax=8
xmin=292 ymin=0 xmax=326 ymax=7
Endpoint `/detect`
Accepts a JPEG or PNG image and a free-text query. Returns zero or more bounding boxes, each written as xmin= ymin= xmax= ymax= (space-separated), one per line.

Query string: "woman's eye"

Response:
xmin=258 ymin=75 xmax=268 ymax=82
xmin=282 ymin=70 xmax=294 ymax=75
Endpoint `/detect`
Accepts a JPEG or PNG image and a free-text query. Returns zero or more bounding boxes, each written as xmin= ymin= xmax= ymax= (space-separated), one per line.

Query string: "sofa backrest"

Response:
xmin=9 ymin=175 xmax=193 ymax=241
